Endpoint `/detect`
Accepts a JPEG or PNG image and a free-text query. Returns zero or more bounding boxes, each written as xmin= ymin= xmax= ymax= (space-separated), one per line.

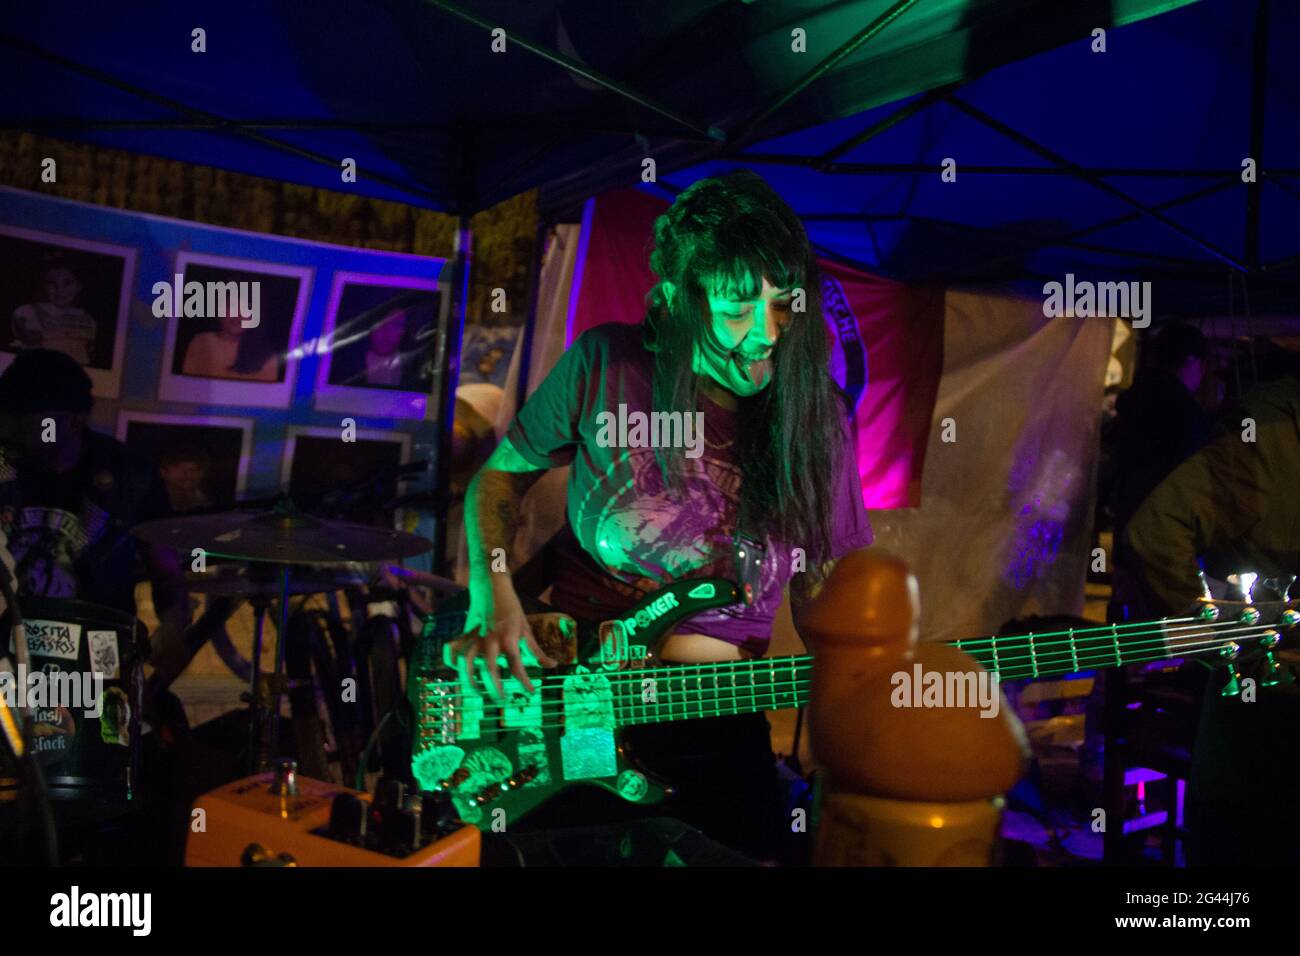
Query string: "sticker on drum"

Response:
xmin=88 ymin=630 xmax=120 ymax=679
xmin=13 ymin=619 xmax=82 ymax=661
xmin=100 ymin=687 xmax=130 ymax=747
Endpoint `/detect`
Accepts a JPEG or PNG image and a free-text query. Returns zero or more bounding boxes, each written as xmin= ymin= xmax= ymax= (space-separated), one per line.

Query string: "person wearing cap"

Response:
xmin=0 ymin=349 xmax=189 ymax=695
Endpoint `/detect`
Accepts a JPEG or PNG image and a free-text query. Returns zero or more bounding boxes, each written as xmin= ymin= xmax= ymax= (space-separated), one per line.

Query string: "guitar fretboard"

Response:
xmin=564 ymin=615 xmax=1254 ymax=726
xmin=608 ymin=657 xmax=811 ymax=726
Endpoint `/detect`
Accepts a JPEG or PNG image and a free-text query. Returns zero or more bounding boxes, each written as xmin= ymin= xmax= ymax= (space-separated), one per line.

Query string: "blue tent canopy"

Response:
xmin=4 ymin=0 xmax=1296 ymax=314
xmin=639 ymin=0 xmax=1300 ymax=316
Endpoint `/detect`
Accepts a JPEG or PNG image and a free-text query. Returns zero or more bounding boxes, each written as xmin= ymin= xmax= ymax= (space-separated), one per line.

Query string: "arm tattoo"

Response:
xmin=790 ymin=558 xmax=838 ymax=609
xmin=466 ymin=437 xmax=547 ymax=574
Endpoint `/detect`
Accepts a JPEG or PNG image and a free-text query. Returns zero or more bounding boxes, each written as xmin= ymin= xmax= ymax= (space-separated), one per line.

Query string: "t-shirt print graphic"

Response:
xmin=572 ymin=445 xmax=781 ymax=602
xmin=4 ymin=505 xmax=100 ymax=599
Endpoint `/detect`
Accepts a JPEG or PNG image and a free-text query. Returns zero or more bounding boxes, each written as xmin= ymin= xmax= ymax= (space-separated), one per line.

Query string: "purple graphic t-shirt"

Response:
xmin=505 ymin=323 xmax=873 ymax=654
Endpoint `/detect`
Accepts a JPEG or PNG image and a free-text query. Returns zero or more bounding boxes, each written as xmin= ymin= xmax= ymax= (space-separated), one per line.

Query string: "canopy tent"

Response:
xmin=623 ymin=0 xmax=1300 ymax=318
xmin=11 ymin=1 xmax=1295 ymax=319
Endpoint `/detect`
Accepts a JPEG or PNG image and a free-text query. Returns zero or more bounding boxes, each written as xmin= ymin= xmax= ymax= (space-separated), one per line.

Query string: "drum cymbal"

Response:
xmin=132 ymin=507 xmax=432 ymax=564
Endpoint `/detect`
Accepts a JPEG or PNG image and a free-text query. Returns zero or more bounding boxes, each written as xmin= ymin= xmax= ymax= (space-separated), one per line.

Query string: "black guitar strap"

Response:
xmin=732 ymin=504 xmax=766 ymax=608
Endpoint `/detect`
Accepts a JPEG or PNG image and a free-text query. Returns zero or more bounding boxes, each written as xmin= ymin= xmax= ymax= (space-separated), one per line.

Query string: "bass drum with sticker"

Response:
xmin=0 ymin=596 xmax=145 ymax=819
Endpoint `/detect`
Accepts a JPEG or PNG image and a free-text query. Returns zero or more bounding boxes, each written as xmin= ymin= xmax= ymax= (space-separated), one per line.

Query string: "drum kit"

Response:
xmin=2 ymin=497 xmax=456 ymax=845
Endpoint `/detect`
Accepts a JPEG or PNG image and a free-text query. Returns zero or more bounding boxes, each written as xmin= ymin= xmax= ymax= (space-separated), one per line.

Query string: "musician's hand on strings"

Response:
xmin=458 ymin=573 xmax=557 ymax=700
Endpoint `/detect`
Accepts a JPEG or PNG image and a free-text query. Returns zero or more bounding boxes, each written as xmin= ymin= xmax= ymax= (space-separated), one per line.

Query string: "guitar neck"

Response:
xmin=426 ymin=593 xmax=1231 ymax=728
xmin=606 ymin=616 xmax=1228 ymax=726
xmin=951 ymin=617 xmax=1199 ymax=681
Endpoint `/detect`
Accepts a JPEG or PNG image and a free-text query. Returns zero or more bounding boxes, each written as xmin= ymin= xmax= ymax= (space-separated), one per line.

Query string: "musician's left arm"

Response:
xmin=141 ymin=540 xmax=192 ymax=689
xmin=790 ymin=557 xmax=838 ymax=643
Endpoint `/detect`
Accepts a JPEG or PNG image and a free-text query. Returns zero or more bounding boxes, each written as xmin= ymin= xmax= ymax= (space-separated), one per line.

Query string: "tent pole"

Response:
xmin=1246 ymin=0 xmax=1269 ymax=272
xmin=432 ymin=218 xmax=471 ymax=576
xmin=925 ymin=180 xmax=1240 ymax=283
xmin=944 ymin=93 xmax=1247 ymax=272
xmin=817 ymin=85 xmax=953 ymax=167
xmin=728 ymin=0 xmax=924 ymax=152
xmin=742 ymin=154 xmax=1272 ymax=179
xmin=799 ymin=212 xmax=1212 ymax=268
xmin=515 ymin=217 xmax=551 ymax=413
xmin=423 ymin=0 xmax=722 ymax=143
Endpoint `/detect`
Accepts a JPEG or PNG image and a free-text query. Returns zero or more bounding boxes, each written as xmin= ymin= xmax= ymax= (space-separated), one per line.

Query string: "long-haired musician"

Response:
xmin=459 ymin=171 xmax=873 ymax=859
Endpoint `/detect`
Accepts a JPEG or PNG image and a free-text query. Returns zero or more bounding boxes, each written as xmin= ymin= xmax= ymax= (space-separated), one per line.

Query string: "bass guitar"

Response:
xmin=409 ymin=571 xmax=1299 ymax=830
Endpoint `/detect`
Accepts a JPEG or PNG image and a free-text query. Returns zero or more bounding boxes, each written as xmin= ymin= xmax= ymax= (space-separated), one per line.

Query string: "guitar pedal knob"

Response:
xmin=269 ymin=759 xmax=299 ymax=796
xmin=420 ymin=789 xmax=460 ymax=835
xmin=374 ymin=776 xmax=406 ymax=813
xmin=329 ymin=793 xmax=367 ymax=843
xmin=386 ymin=806 xmax=422 ymax=853
xmin=476 ymin=783 xmax=502 ymax=804
xmin=241 ymin=843 xmax=297 ymax=867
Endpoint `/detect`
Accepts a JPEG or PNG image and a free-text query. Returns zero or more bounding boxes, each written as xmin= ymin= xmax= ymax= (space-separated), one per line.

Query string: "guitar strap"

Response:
xmin=732 ymin=503 xmax=766 ymax=608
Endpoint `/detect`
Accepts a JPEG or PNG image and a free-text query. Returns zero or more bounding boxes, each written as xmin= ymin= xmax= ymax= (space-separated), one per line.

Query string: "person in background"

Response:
xmin=11 ymin=256 xmax=97 ymax=366
xmin=181 ymin=314 xmax=278 ymax=382
xmin=156 ymin=439 xmax=214 ymax=514
xmin=1124 ymin=354 xmax=1300 ymax=864
xmin=1106 ymin=323 xmax=1213 ymax=540
xmin=363 ymin=306 xmax=408 ymax=387
xmin=1105 ymin=322 xmax=1214 ymax=622
xmin=0 ymin=350 xmax=193 ymax=862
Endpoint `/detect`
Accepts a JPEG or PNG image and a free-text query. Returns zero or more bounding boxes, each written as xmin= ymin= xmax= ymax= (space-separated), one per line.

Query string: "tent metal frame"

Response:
xmin=0 ymin=31 xmax=450 ymax=211
xmin=5 ymin=0 xmax=1287 ymax=275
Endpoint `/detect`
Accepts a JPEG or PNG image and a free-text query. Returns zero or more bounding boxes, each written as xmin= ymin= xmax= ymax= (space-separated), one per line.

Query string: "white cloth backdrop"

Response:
xmin=861 ymin=290 xmax=1114 ymax=647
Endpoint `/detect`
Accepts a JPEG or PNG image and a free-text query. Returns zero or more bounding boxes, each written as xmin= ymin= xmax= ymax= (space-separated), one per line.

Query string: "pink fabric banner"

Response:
xmin=570 ymin=188 xmax=943 ymax=508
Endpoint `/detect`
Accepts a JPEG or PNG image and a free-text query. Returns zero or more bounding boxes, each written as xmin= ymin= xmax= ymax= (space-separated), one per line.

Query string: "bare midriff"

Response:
xmin=657 ymin=631 xmax=760 ymax=663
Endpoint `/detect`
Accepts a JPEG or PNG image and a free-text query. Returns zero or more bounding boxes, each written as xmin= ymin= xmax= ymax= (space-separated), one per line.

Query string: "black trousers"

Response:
xmin=507 ymin=712 xmax=790 ymax=864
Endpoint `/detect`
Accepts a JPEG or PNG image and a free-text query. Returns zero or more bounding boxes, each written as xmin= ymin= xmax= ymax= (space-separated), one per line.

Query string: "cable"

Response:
xmin=354 ymin=709 xmax=393 ymax=793
xmin=0 ymin=566 xmax=59 ymax=865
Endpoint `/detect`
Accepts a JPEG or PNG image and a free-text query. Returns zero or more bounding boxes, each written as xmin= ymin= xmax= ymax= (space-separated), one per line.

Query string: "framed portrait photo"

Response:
xmin=117 ymin=410 xmax=254 ymax=513
xmin=312 ymin=271 xmax=446 ymax=419
xmin=158 ymin=251 xmax=312 ymax=408
xmin=0 ymin=225 xmax=135 ymax=397
xmin=281 ymin=425 xmax=412 ymax=523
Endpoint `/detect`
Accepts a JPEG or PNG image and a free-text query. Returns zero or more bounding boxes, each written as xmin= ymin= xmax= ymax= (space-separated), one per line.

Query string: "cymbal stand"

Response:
xmin=245 ymin=565 xmax=292 ymax=774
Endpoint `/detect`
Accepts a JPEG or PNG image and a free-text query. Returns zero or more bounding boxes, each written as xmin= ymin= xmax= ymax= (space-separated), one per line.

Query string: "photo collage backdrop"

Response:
xmin=0 ymin=186 xmax=453 ymax=573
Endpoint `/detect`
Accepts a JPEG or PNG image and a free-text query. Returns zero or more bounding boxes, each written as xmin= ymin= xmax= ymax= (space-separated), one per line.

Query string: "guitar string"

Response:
xmin=427 ymin=639 xmax=1251 ymax=732
xmin=524 ymin=615 xmax=1278 ymax=686
xmin=430 ymin=620 xmax=1281 ymax=712
xmin=427 ymin=645 xmax=1256 ymax=733
xmin=421 ymin=625 xmax=1282 ymax=730
xmin=432 ymin=609 xmax=1280 ymax=686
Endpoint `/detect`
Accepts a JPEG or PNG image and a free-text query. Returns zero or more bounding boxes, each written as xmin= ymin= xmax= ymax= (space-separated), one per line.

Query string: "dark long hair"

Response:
xmin=643 ymin=169 xmax=844 ymax=563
